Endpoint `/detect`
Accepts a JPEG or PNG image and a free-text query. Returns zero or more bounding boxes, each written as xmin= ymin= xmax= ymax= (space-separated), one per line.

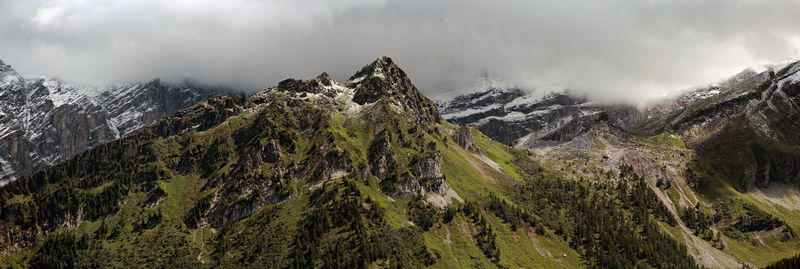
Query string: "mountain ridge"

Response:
xmin=1 ymin=57 xmax=799 ymax=268
xmin=437 ymin=68 xmax=762 ymax=149
xmin=0 ymin=61 xmax=231 ymax=184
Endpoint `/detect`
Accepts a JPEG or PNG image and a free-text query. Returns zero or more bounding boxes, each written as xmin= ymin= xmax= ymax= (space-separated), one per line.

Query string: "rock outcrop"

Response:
xmin=452 ymin=126 xmax=480 ymax=153
xmin=393 ymin=152 xmax=448 ymax=198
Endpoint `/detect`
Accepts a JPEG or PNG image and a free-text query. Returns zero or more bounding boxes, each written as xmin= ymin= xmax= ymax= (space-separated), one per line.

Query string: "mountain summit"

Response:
xmin=348 ymin=56 xmax=442 ymax=124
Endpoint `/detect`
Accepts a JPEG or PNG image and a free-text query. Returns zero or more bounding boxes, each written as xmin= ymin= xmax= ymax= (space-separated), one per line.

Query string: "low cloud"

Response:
xmin=2 ymin=0 xmax=800 ymax=104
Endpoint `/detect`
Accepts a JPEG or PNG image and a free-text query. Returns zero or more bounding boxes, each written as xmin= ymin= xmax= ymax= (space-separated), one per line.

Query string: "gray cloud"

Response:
xmin=1 ymin=0 xmax=799 ymax=105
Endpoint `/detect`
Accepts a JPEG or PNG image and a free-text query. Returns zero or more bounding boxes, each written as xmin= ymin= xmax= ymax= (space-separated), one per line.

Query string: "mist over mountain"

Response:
xmin=2 ymin=0 xmax=800 ymax=104
xmin=0 ymin=60 xmax=229 ymax=184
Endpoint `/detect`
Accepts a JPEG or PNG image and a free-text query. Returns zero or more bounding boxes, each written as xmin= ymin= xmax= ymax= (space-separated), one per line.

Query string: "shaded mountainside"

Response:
xmin=0 ymin=57 xmax=703 ymax=268
xmin=0 ymin=61 xmax=228 ymax=184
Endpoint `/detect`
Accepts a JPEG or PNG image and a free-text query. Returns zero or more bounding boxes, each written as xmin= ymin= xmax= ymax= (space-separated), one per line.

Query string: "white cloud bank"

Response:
xmin=1 ymin=0 xmax=799 ymax=104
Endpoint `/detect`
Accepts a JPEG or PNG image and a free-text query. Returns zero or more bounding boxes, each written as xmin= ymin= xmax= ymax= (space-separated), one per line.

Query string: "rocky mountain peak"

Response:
xmin=144 ymin=78 xmax=162 ymax=87
xmin=271 ymin=71 xmax=340 ymax=95
xmin=347 ymin=56 xmax=442 ymax=124
xmin=316 ymin=72 xmax=333 ymax=86
xmin=266 ymin=57 xmax=440 ymax=124
xmin=776 ymin=60 xmax=800 ymax=83
xmin=347 ymin=56 xmax=402 ymax=84
xmin=0 ymin=61 xmax=24 ymax=104
xmin=276 ymin=77 xmax=323 ymax=94
xmin=0 ymin=60 xmax=15 ymax=74
xmin=347 ymin=56 xmax=409 ymax=102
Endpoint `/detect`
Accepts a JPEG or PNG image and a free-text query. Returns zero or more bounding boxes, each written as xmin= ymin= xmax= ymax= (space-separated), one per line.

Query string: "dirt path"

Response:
xmin=196 ymin=226 xmax=205 ymax=262
xmin=454 ymin=147 xmax=496 ymax=183
xmin=526 ymin=229 xmax=550 ymax=258
xmin=443 ymin=225 xmax=459 ymax=264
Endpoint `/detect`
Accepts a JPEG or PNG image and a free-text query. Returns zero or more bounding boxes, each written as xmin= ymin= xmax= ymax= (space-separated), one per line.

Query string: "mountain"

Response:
xmin=0 ymin=61 xmax=227 ymax=185
xmin=0 ymin=57 xmax=711 ymax=268
xmin=637 ymin=61 xmax=800 ymax=192
xmin=1 ymin=57 xmax=799 ymax=268
xmin=527 ymin=62 xmax=800 ymax=268
xmin=436 ymin=63 xmax=800 ymax=268
xmin=438 ymin=69 xmax=759 ymax=149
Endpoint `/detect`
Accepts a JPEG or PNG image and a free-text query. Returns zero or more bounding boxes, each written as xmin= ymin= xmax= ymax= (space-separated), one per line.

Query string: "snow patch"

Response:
xmin=0 ymin=157 xmax=16 ymax=186
xmin=348 ymin=75 xmax=367 ymax=84
xmin=1 ymin=72 xmax=22 ymax=90
xmin=777 ymin=69 xmax=800 ymax=90
xmin=328 ymin=83 xmax=362 ymax=114
xmin=441 ymin=103 xmax=502 ymax=120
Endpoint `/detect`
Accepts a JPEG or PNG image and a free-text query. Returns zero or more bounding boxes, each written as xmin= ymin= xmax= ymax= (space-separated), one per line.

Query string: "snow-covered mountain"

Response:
xmin=0 ymin=60 xmax=228 ymax=185
xmin=438 ymin=88 xmax=626 ymax=148
xmin=437 ymin=69 xmax=758 ymax=148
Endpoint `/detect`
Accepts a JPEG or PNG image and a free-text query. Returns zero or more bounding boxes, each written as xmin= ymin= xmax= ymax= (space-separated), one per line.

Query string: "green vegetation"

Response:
xmin=638 ymin=133 xmax=686 ymax=149
xmin=513 ymin=160 xmax=693 ymax=268
xmin=766 ymin=254 xmax=800 ymax=269
xmin=679 ymin=203 xmax=715 ymax=242
xmin=4 ymin=60 xmax=800 ymax=268
xmin=0 ymin=86 xmax=595 ymax=268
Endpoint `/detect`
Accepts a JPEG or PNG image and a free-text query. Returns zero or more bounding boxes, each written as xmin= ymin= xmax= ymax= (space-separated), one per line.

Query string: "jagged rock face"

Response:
xmin=745 ymin=148 xmax=800 ymax=191
xmin=639 ymin=61 xmax=800 ymax=191
xmin=452 ymin=126 xmax=480 ymax=153
xmin=263 ymin=139 xmax=282 ymax=163
xmin=437 ymin=71 xmax=755 ymax=148
xmin=392 ymin=152 xmax=447 ymax=198
xmin=348 ymin=56 xmax=442 ymax=125
xmin=412 ymin=153 xmax=444 ymax=180
xmin=368 ymin=129 xmax=396 ymax=179
xmin=188 ymin=57 xmax=451 ymax=227
xmin=439 ymin=89 xmax=622 ymax=147
xmin=0 ymin=62 xmax=224 ymax=185
xmin=735 ymin=63 xmax=800 ymax=190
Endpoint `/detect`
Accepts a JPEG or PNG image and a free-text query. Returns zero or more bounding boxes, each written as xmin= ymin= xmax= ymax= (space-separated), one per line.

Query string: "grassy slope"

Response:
xmin=623 ymin=69 xmax=800 ymax=267
xmin=648 ymin=131 xmax=800 ymax=267
xmin=337 ymin=113 xmax=584 ymax=268
xmin=0 ymin=102 xmax=584 ymax=268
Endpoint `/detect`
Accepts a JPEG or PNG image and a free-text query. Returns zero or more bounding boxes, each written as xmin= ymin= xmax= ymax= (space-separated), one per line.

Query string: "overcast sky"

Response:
xmin=2 ymin=0 xmax=800 ymax=104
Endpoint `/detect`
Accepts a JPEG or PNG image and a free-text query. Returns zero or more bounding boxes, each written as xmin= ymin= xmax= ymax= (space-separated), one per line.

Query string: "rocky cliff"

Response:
xmin=437 ymin=69 xmax=758 ymax=149
xmin=0 ymin=61 xmax=227 ymax=184
xmin=638 ymin=61 xmax=800 ymax=192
